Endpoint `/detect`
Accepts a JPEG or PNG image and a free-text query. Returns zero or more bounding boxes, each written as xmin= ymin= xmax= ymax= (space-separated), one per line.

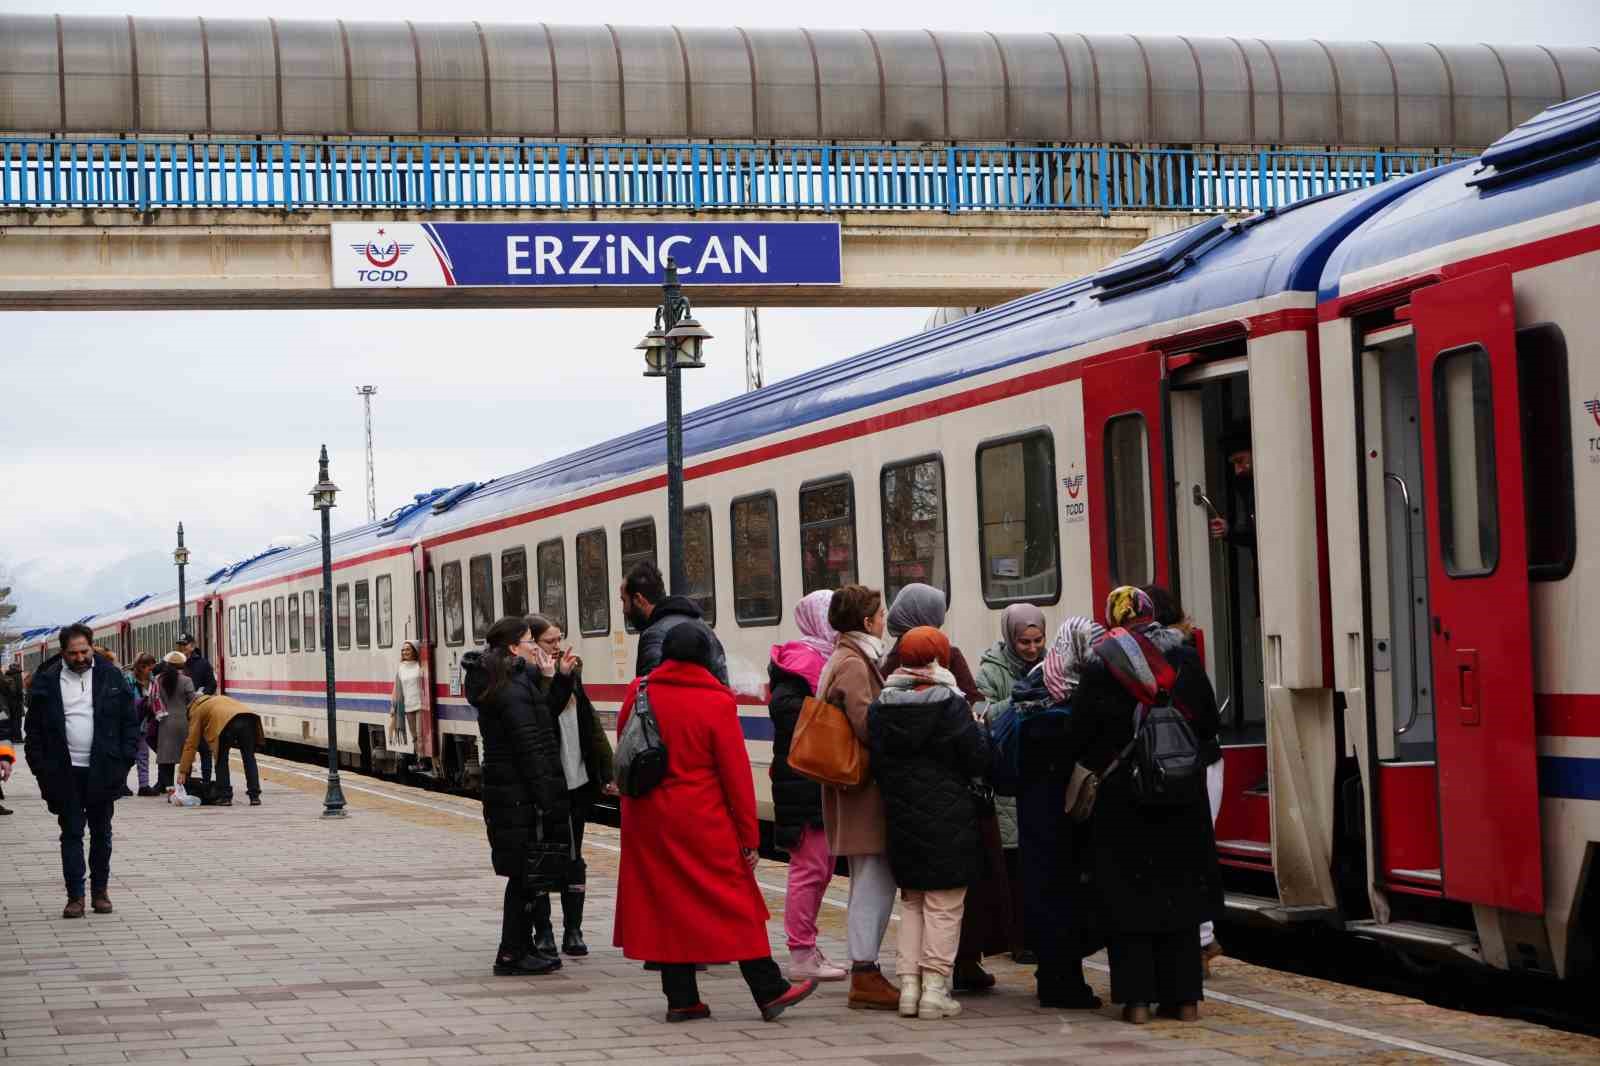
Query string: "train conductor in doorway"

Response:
xmin=1208 ymin=431 xmax=1256 ymax=552
xmin=176 ymin=633 xmax=217 ymax=696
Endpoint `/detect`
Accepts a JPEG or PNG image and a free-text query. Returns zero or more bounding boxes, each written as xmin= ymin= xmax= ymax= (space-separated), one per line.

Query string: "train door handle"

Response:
xmin=1456 ymin=649 xmax=1480 ymax=726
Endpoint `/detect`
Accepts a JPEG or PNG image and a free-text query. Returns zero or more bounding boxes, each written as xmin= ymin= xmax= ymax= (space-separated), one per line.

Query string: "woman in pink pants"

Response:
xmin=766 ymin=590 xmax=847 ymax=981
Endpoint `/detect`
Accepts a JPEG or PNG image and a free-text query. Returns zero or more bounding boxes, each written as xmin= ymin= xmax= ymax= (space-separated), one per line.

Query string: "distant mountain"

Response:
xmin=7 ymin=548 xmax=228 ymax=629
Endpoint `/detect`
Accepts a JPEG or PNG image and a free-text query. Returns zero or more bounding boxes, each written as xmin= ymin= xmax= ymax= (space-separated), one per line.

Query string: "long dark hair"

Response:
xmin=159 ymin=662 xmax=182 ymax=700
xmin=479 ymin=616 xmax=530 ymax=704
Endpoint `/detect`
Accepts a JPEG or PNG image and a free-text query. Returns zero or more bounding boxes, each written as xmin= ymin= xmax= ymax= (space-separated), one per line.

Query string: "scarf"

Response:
xmin=1104 ymin=585 xmax=1156 ymax=630
xmin=1042 ymin=616 xmax=1104 ymax=703
xmin=886 ymin=582 xmax=946 ymax=638
xmin=794 ymin=589 xmax=838 ymax=660
xmin=1095 ymin=623 xmax=1182 ymax=707
xmin=884 ymin=663 xmax=959 ymax=692
xmin=997 ymin=602 xmax=1047 ymax=676
xmin=836 ymin=630 xmax=886 ymax=676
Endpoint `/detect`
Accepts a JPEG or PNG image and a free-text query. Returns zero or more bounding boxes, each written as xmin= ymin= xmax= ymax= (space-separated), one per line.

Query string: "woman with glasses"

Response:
xmin=462 ymin=617 xmax=578 ymax=977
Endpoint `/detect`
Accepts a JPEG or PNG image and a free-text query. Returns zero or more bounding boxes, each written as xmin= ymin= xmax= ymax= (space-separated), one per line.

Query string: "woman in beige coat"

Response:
xmin=815 ymin=584 xmax=896 ymax=1010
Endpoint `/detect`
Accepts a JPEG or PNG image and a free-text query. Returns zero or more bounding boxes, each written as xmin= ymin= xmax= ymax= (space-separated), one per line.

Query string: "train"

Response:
xmin=9 ymin=92 xmax=1598 ymax=983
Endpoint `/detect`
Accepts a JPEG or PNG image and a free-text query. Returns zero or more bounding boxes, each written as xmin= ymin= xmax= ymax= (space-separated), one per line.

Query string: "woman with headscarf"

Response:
xmin=766 ymin=590 xmax=846 ymax=982
xmin=614 ymin=622 xmax=818 ymax=1023
xmin=1007 ymin=616 xmax=1105 ymax=1009
xmin=868 ymin=627 xmax=990 ymax=1020
xmin=129 ymin=654 xmax=161 ymax=796
xmin=153 ymin=652 xmax=198 ymax=792
xmin=1070 ymin=587 xmax=1222 ymax=1025
xmin=975 ymin=603 xmax=1048 ymax=958
xmin=879 ymin=582 xmax=1007 ymax=993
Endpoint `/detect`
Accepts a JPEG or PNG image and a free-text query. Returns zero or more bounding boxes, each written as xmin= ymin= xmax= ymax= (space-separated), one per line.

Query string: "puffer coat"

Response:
xmin=867 ymin=682 xmax=990 ymax=890
xmin=766 ymin=659 xmax=823 ymax=850
xmin=463 ymin=651 xmax=573 ymax=879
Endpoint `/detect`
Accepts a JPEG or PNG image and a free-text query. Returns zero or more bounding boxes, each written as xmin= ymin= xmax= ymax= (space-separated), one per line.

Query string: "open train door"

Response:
xmin=410 ymin=544 xmax=438 ymax=764
xmin=1082 ymin=349 xmax=1174 ymax=608
xmin=1411 ymin=265 xmax=1543 ymax=916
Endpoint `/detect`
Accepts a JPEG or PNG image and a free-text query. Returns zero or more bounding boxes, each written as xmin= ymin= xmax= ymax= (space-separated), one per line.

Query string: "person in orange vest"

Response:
xmin=179 ymin=694 xmax=265 ymax=807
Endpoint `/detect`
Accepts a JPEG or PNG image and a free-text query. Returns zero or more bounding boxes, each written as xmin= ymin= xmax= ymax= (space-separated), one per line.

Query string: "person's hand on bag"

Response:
xmin=741 ymin=847 xmax=758 ymax=870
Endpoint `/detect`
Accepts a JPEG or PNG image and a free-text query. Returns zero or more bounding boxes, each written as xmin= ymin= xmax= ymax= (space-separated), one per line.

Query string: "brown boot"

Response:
xmin=62 ymin=897 xmax=85 ymax=920
xmin=847 ymin=964 xmax=899 ymax=1011
xmin=91 ymin=891 xmax=113 ymax=914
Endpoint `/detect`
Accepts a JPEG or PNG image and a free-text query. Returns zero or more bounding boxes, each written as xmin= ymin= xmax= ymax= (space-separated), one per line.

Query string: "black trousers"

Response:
xmin=532 ymin=784 xmax=593 ymax=933
xmin=214 ymin=715 xmax=261 ymax=800
xmin=1107 ymin=931 xmax=1203 ymax=1007
xmin=500 ymin=877 xmax=532 ymax=955
xmin=657 ymin=958 xmax=788 ymax=1011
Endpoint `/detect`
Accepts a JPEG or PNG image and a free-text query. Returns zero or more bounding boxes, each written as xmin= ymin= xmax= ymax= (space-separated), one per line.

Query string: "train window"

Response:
xmin=1517 ymin=324 xmax=1575 ymax=581
xmin=287 ymin=594 xmax=301 ymax=652
xmin=441 ymin=561 xmax=465 ymax=646
xmin=332 ymin=584 xmax=350 ymax=649
xmin=621 ymin=519 xmax=658 ymax=633
xmin=1104 ymin=415 xmax=1154 ymax=588
xmin=261 ymin=599 xmax=273 ymax=655
xmin=228 ymin=608 xmax=237 ymax=657
xmin=881 ymin=456 xmax=950 ymax=605
xmin=468 ymin=555 xmax=493 ymax=642
xmin=575 ymin=530 xmax=610 ymax=637
xmin=249 ymin=602 xmax=260 ymax=655
xmin=977 ymin=431 xmax=1061 ymax=606
xmin=684 ymin=505 xmax=716 ymax=626
xmin=303 ymin=590 xmax=316 ymax=652
xmin=800 ymin=476 xmax=857 ymax=594
xmin=501 ymin=549 xmax=528 ymax=619
xmin=1433 ymin=346 xmax=1499 ymax=576
xmin=354 ymin=580 xmax=371 ymax=648
xmin=732 ymin=491 xmax=781 ymax=626
xmin=376 ymin=574 xmax=393 ymax=647
xmin=274 ymin=596 xmax=287 ymax=654
xmin=537 ymin=539 xmax=568 ymax=634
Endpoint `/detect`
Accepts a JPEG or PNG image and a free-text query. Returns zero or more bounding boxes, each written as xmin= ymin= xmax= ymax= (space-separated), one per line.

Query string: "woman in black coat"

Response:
xmin=1068 ymin=588 xmax=1223 ymax=1024
xmin=463 ymin=616 xmax=578 ymax=977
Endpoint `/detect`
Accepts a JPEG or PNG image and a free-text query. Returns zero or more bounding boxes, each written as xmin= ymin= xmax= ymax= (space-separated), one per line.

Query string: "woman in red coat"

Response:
xmin=614 ymin=621 xmax=818 ymax=1023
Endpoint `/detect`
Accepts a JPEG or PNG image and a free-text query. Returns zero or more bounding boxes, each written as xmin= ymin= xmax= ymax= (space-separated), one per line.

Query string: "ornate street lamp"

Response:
xmin=309 ymin=445 xmax=346 ymax=819
xmin=634 ymin=258 xmax=711 ymax=594
xmin=173 ymin=523 xmax=191 ymax=636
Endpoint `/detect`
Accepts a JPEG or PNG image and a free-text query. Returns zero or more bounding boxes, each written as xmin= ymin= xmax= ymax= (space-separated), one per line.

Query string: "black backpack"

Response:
xmin=614 ymin=681 xmax=668 ymax=797
xmin=1105 ymin=631 xmax=1205 ymax=810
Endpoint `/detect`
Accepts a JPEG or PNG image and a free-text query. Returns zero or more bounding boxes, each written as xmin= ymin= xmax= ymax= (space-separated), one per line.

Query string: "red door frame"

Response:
xmin=411 ymin=545 xmax=438 ymax=760
xmin=1411 ymin=264 xmax=1543 ymax=916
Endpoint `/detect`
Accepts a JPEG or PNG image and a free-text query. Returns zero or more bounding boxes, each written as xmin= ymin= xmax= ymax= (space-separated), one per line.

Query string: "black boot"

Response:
xmin=561 ymin=890 xmax=588 ymax=956
xmin=530 ymin=894 xmax=558 ymax=958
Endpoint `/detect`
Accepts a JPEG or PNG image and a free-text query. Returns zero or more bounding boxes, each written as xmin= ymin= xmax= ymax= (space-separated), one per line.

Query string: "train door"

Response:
xmin=1082 ymin=349 xmax=1173 ymax=606
xmin=410 ymin=545 xmax=438 ymax=765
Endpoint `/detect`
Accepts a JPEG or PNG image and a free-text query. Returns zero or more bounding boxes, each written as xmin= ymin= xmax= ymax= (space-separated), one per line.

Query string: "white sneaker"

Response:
xmin=787 ymin=947 xmax=847 ymax=981
xmin=918 ymin=973 xmax=962 ymax=1020
xmin=898 ymin=973 xmax=921 ymax=1017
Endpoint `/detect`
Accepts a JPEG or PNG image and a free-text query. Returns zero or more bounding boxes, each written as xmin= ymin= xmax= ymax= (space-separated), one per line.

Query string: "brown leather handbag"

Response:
xmin=788 ymin=695 xmax=870 ymax=790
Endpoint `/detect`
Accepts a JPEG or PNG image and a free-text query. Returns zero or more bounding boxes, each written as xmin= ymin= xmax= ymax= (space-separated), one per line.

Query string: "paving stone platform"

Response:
xmin=2 ymin=754 xmax=1596 ymax=1066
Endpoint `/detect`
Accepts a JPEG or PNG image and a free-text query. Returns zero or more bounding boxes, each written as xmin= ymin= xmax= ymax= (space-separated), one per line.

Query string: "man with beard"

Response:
xmin=620 ymin=561 xmax=728 ymax=685
xmin=1208 ymin=432 xmax=1256 ymax=553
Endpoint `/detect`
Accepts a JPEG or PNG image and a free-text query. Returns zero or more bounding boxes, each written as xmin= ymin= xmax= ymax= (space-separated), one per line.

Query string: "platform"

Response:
xmin=2 ymin=754 xmax=1595 ymax=1066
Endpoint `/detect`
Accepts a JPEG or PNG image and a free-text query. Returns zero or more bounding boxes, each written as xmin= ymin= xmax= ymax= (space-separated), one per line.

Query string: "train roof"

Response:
xmin=1320 ymin=93 xmax=1600 ymax=296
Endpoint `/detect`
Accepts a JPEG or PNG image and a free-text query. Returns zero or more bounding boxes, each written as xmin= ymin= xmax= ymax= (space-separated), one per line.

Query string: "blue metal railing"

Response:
xmin=0 ymin=138 xmax=1474 ymax=215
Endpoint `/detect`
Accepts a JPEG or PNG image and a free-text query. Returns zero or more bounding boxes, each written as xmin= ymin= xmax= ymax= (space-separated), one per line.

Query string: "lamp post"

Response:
xmin=635 ymin=258 xmax=711 ymax=593
xmin=173 ymin=523 xmax=191 ymax=636
xmin=310 ymin=445 xmax=346 ymax=818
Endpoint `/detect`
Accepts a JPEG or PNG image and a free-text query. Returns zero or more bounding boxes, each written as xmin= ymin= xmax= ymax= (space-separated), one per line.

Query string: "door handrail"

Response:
xmin=1383 ymin=471 xmax=1422 ymax=736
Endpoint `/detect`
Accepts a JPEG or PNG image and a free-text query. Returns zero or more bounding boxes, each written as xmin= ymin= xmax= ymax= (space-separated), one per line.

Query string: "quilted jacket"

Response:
xmin=766 ymin=659 xmax=824 ymax=849
xmin=867 ymin=682 xmax=990 ymax=890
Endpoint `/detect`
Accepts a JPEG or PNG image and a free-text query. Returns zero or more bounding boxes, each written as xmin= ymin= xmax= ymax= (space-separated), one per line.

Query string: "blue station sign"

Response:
xmin=331 ymin=221 xmax=842 ymax=288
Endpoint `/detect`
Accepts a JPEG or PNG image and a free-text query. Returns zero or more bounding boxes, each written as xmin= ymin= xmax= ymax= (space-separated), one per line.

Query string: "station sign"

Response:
xmin=331 ymin=221 xmax=842 ymax=289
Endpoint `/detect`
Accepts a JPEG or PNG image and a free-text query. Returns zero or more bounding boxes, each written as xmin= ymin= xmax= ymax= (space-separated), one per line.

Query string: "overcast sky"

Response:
xmin=4 ymin=0 xmax=1598 ymax=627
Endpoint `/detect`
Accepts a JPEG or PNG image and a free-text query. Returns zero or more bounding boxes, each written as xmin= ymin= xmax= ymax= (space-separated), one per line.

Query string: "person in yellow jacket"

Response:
xmin=179 ymin=694 xmax=266 ymax=807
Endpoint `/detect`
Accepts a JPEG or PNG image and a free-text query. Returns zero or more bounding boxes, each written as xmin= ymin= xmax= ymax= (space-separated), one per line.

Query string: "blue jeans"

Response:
xmin=58 ymin=767 xmax=115 ymax=898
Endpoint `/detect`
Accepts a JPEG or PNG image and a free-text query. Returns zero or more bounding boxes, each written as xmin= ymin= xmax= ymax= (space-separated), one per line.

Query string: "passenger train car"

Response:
xmin=12 ymin=95 xmax=1598 ymax=982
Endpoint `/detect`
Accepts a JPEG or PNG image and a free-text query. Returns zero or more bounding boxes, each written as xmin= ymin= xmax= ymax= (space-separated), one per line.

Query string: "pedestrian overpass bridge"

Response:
xmin=0 ymin=15 xmax=1589 ymax=309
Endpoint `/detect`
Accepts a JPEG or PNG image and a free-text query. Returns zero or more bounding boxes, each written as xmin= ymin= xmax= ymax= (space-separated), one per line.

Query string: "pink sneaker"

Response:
xmin=788 ymin=947 xmax=847 ymax=981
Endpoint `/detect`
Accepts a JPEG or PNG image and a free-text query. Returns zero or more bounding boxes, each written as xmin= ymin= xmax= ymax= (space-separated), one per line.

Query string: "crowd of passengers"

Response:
xmin=461 ymin=559 xmax=1225 ymax=1026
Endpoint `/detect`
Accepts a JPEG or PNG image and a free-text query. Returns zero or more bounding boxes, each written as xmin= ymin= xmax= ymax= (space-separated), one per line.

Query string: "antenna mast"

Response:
xmin=355 ymin=385 xmax=378 ymax=522
xmin=744 ymin=308 xmax=764 ymax=392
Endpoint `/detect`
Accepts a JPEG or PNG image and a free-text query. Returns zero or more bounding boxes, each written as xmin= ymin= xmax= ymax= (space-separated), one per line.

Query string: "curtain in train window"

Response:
xmin=376 ymin=574 xmax=394 ymax=647
xmin=575 ymin=530 xmax=610 ymax=636
xmin=501 ymin=549 xmax=528 ymax=620
xmin=732 ymin=492 xmax=781 ymax=625
xmin=1433 ymin=346 xmax=1499 ymax=576
xmin=684 ymin=505 xmax=716 ymax=626
xmin=334 ymin=584 xmax=351 ymax=649
xmin=1516 ymin=325 xmax=1575 ymax=580
xmin=800 ymin=477 xmax=858 ymax=594
xmin=978 ymin=432 xmax=1060 ymax=606
xmin=880 ymin=456 xmax=949 ymax=604
xmin=274 ymin=596 xmax=287 ymax=653
xmin=537 ymin=539 xmax=568 ymax=634
xmin=468 ymin=555 xmax=494 ymax=642
xmin=249 ymin=602 xmax=259 ymax=655
xmin=354 ymin=580 xmax=371 ymax=648
xmin=441 ymin=561 xmax=465 ymax=646
xmin=621 ymin=519 xmax=658 ymax=633
xmin=228 ymin=607 xmax=237 ymax=656
xmin=287 ymin=594 xmax=301 ymax=652
xmin=303 ymin=591 xmax=317 ymax=652
xmin=261 ymin=599 xmax=273 ymax=654
xmin=1103 ymin=415 xmax=1153 ymax=588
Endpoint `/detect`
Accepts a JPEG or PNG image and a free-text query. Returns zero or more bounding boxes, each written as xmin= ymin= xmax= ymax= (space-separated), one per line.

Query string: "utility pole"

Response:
xmin=744 ymin=307 xmax=764 ymax=392
xmin=355 ymin=385 xmax=378 ymax=523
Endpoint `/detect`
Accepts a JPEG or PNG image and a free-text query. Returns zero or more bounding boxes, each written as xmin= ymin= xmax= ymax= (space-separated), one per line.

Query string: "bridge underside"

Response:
xmin=0 ymin=209 xmax=1189 ymax=310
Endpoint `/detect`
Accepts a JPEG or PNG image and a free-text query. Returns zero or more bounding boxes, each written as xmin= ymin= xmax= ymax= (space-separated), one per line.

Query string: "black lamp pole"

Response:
xmin=311 ymin=445 xmax=346 ymax=818
xmin=174 ymin=523 xmax=189 ymax=635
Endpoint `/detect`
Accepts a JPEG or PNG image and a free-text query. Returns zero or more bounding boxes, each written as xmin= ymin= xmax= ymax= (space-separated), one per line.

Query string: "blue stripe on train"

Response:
xmin=1538 ymin=756 xmax=1600 ymax=801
